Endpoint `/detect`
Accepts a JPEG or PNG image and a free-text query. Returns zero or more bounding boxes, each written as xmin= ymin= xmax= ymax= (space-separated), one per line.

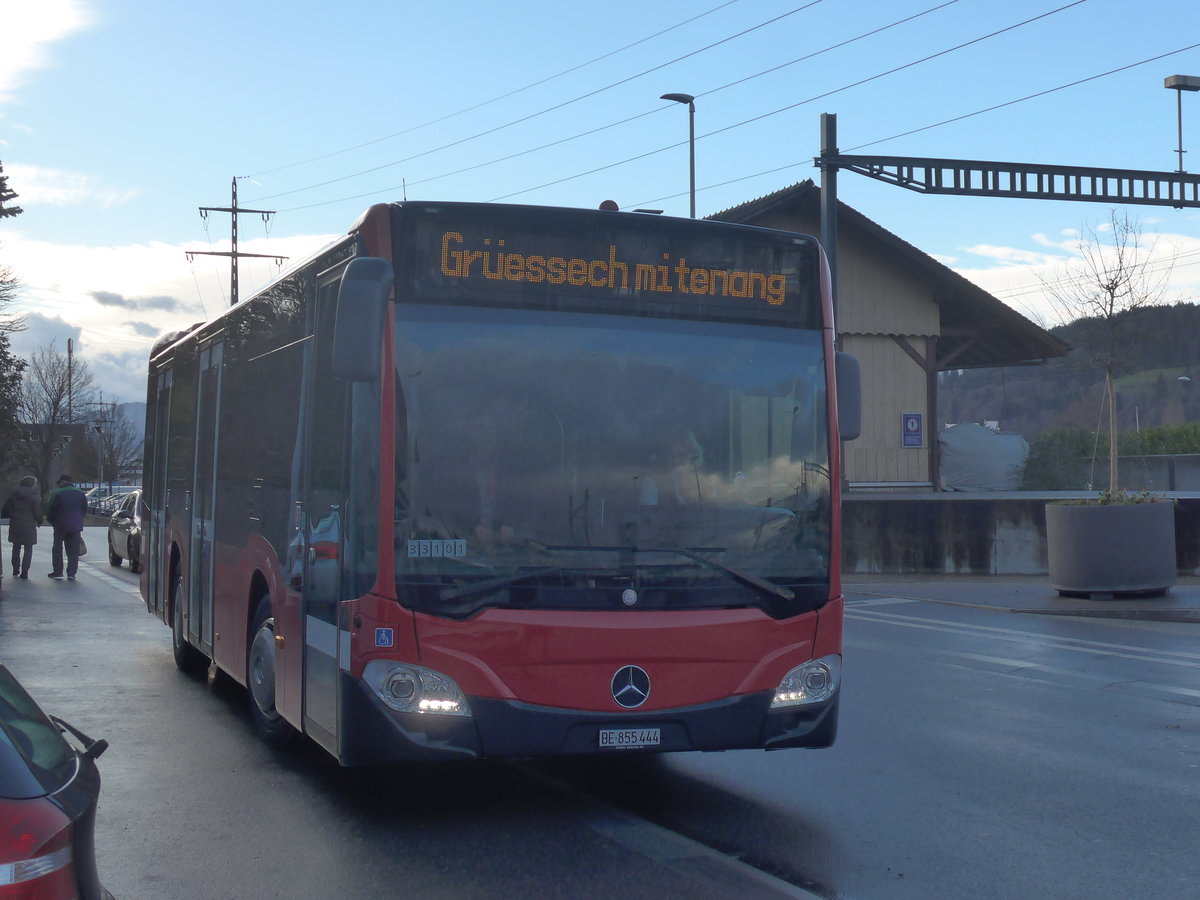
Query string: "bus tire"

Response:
xmin=171 ymin=574 xmax=208 ymax=676
xmin=247 ymin=595 xmax=296 ymax=749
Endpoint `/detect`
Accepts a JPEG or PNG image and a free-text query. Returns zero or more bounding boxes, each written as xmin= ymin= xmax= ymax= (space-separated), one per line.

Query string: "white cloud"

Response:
xmin=960 ymin=243 xmax=1064 ymax=267
xmin=1030 ymin=232 xmax=1079 ymax=251
xmin=0 ymin=1 xmax=94 ymax=106
xmin=951 ymin=228 xmax=1200 ymax=329
xmin=11 ymin=312 xmax=79 ymax=354
xmin=4 ymin=163 xmax=138 ymax=209
xmin=3 ymin=230 xmax=335 ymax=402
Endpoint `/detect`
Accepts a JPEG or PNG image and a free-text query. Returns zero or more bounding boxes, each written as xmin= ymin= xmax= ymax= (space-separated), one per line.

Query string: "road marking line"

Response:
xmin=846 ymin=637 xmax=1200 ymax=706
xmin=847 ymin=607 xmax=1200 ymax=669
xmin=78 ymin=560 xmax=142 ymax=596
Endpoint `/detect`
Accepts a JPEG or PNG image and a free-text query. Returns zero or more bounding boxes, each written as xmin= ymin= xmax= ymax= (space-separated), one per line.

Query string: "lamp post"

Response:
xmin=1165 ymin=75 xmax=1200 ymax=172
xmin=660 ymin=93 xmax=696 ymax=217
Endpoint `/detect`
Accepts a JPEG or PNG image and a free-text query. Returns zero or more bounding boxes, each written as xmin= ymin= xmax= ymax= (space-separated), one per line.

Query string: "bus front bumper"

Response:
xmin=339 ymin=672 xmax=838 ymax=765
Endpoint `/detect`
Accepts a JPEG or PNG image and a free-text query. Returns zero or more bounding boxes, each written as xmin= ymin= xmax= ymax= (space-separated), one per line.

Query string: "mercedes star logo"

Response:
xmin=611 ymin=665 xmax=651 ymax=709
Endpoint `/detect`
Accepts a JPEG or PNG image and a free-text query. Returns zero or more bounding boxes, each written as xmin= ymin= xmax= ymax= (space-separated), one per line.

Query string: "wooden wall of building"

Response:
xmin=730 ymin=204 xmax=940 ymax=487
xmin=842 ymin=334 xmax=931 ymax=486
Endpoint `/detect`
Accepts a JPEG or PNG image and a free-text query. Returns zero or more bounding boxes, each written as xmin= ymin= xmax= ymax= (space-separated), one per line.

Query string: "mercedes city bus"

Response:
xmin=141 ymin=200 xmax=860 ymax=764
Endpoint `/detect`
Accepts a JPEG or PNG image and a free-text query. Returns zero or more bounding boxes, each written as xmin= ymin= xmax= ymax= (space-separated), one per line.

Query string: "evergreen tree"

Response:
xmin=0 ymin=334 xmax=26 ymax=480
xmin=0 ymin=162 xmax=22 ymax=218
xmin=0 ymin=163 xmax=28 ymax=477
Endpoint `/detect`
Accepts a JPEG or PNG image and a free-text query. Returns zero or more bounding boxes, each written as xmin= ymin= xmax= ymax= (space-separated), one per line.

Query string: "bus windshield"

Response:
xmin=394 ymin=304 xmax=831 ymax=619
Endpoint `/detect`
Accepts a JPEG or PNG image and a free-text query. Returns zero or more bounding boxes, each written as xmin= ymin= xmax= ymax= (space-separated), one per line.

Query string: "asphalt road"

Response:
xmin=0 ymin=529 xmax=808 ymax=900
xmin=3 ymin=528 xmax=1198 ymax=899
xmin=565 ymin=595 xmax=1200 ymax=899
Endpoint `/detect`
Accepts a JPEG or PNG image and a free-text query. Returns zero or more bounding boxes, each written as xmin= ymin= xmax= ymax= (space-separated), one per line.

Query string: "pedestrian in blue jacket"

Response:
xmin=45 ymin=474 xmax=87 ymax=580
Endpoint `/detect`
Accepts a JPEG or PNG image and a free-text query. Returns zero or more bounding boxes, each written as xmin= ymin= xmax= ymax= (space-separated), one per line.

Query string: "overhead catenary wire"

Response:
xmin=247 ymin=1 xmax=828 ymax=205
xmin=488 ymin=0 xmax=1091 ymax=204
xmin=275 ymin=0 xmax=1083 ymax=214
xmin=198 ymin=0 xmax=1200 ymax=342
xmin=270 ymin=0 xmax=960 ymax=214
xmin=242 ymin=0 xmax=743 ymax=181
xmin=844 ymin=40 xmax=1200 ymax=153
xmin=627 ymin=39 xmax=1200 ymax=212
xmin=979 ymin=250 xmax=1200 ymax=310
xmin=381 ymin=0 xmax=965 ymax=197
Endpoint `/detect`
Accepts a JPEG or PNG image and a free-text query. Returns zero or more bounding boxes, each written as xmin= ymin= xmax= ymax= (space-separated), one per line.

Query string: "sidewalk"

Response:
xmin=0 ymin=525 xmax=111 ymax=593
xmin=844 ymin=574 xmax=1200 ymax=623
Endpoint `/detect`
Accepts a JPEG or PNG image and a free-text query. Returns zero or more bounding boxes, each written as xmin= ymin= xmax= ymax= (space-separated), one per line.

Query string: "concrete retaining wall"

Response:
xmin=842 ymin=493 xmax=1200 ymax=576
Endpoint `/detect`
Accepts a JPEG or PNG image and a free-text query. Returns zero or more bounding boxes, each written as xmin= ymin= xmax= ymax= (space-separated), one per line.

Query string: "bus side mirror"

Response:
xmin=332 ymin=257 xmax=395 ymax=382
xmin=835 ymin=351 xmax=861 ymax=441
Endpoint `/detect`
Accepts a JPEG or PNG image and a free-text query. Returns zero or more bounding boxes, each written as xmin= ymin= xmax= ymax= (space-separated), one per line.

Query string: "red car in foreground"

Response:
xmin=0 ymin=662 xmax=110 ymax=899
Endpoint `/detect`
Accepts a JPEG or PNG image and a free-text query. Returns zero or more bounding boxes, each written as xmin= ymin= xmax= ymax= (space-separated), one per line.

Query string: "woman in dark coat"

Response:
xmin=4 ymin=475 xmax=42 ymax=579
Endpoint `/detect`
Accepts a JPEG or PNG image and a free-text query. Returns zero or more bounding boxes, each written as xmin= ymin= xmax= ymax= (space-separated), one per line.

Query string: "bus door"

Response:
xmin=189 ymin=341 xmax=222 ymax=657
xmin=147 ymin=368 xmax=172 ymax=617
xmin=299 ymin=272 xmax=351 ymax=752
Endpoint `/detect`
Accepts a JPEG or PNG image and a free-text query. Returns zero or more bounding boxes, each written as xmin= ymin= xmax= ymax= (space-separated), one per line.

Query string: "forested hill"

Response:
xmin=937 ymin=302 xmax=1200 ymax=441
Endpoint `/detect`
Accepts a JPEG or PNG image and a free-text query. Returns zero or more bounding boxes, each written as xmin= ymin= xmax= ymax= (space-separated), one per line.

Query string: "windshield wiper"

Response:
xmin=543 ymin=544 xmax=795 ymax=603
xmin=669 ymin=548 xmax=795 ymax=602
xmin=435 ymin=545 xmax=797 ymax=606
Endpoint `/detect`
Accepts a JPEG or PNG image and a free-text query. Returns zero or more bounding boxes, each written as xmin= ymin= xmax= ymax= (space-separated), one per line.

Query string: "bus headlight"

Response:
xmin=770 ymin=654 xmax=840 ymax=708
xmin=363 ymin=660 xmax=472 ymax=717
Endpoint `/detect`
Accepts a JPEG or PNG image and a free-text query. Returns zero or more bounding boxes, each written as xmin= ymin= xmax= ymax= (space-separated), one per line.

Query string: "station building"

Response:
xmin=712 ymin=181 xmax=1068 ymax=491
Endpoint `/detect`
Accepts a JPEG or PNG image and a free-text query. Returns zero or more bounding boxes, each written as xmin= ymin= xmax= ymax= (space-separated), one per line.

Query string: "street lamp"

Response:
xmin=1165 ymin=75 xmax=1200 ymax=172
xmin=660 ymin=93 xmax=696 ymax=217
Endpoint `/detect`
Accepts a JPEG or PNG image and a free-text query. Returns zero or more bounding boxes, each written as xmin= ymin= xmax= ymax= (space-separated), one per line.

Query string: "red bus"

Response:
xmin=142 ymin=201 xmax=860 ymax=764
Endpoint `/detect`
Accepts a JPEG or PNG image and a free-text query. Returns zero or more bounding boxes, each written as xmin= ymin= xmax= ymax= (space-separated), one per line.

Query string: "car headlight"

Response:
xmin=363 ymin=660 xmax=472 ymax=717
xmin=770 ymin=654 xmax=841 ymax=708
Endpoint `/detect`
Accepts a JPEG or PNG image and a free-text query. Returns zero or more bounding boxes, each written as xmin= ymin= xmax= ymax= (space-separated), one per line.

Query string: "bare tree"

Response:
xmin=1041 ymin=212 xmax=1176 ymax=492
xmin=16 ymin=342 xmax=99 ymax=491
xmin=79 ymin=402 xmax=142 ymax=488
xmin=0 ymin=262 xmax=21 ymax=316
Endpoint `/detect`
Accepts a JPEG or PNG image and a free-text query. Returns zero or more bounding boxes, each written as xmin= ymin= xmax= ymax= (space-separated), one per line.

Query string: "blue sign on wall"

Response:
xmin=902 ymin=413 xmax=923 ymax=448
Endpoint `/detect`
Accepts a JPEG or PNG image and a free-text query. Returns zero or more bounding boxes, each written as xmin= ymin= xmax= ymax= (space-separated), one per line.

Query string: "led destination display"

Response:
xmin=398 ymin=204 xmax=821 ymax=328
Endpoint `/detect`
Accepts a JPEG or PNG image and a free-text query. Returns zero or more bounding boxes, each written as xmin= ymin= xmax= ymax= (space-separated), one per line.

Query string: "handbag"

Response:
xmin=78 ymin=535 xmax=88 ymax=556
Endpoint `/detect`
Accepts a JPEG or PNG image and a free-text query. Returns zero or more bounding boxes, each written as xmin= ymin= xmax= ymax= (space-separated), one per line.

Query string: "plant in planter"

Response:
xmin=1040 ymin=213 xmax=1178 ymax=598
xmin=1045 ymin=490 xmax=1176 ymax=598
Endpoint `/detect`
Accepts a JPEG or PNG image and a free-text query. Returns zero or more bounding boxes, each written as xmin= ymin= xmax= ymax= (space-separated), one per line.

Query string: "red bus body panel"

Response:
xmin=348 ymin=603 xmax=839 ymax=713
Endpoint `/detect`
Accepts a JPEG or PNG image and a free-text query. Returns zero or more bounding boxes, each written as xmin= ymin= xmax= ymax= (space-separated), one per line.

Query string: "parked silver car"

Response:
xmin=106 ymin=489 xmax=142 ymax=574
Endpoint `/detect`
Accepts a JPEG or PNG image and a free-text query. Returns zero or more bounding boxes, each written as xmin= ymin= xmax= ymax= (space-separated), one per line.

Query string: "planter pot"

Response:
xmin=1045 ymin=500 xmax=1176 ymax=598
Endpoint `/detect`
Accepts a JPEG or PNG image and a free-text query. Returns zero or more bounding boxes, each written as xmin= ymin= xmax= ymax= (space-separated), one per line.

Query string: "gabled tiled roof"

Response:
xmin=710 ymin=181 xmax=1069 ymax=369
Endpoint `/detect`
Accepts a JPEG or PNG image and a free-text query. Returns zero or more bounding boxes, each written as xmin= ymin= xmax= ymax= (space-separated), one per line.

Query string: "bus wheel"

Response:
xmin=248 ymin=595 xmax=296 ymax=748
xmin=171 ymin=575 xmax=208 ymax=676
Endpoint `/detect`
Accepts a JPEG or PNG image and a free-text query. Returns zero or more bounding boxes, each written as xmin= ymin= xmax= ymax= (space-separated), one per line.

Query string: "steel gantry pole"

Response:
xmin=190 ymin=177 xmax=288 ymax=306
xmin=817 ymin=113 xmax=840 ymax=348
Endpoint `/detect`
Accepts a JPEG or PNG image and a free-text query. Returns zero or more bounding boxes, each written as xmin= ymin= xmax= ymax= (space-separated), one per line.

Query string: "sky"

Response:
xmin=2 ymin=0 xmax=1200 ymax=404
